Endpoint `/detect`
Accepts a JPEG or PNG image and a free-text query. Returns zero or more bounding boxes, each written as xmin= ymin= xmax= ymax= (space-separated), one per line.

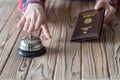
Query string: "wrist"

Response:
xmin=18 ymin=0 xmax=46 ymax=13
xmin=29 ymin=0 xmax=45 ymax=8
xmin=27 ymin=3 xmax=45 ymax=13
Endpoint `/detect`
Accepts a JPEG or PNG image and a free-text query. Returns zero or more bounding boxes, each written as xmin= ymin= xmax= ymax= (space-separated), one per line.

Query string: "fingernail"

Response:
xmin=27 ymin=29 xmax=30 ymax=33
xmin=16 ymin=25 xmax=19 ymax=28
xmin=48 ymin=35 xmax=52 ymax=39
xmin=94 ymin=6 xmax=98 ymax=10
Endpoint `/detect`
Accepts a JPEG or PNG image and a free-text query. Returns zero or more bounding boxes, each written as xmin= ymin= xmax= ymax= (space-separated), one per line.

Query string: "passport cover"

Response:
xmin=71 ymin=9 xmax=105 ymax=42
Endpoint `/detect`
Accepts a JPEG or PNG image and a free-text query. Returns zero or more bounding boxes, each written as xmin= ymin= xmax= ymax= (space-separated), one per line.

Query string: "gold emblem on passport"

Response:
xmin=81 ymin=26 xmax=92 ymax=34
xmin=84 ymin=18 xmax=92 ymax=24
xmin=83 ymin=31 xmax=87 ymax=34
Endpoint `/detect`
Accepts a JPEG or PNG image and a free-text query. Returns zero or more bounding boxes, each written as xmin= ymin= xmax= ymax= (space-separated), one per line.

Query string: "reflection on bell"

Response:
xmin=17 ymin=34 xmax=46 ymax=58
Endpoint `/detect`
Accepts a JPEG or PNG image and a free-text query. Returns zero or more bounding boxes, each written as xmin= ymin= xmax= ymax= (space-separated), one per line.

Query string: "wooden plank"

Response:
xmin=25 ymin=1 xmax=87 ymax=80
xmin=25 ymin=23 xmax=55 ymax=80
xmin=104 ymin=12 xmax=120 ymax=79
xmin=25 ymin=5 xmax=60 ymax=80
xmin=0 ymin=0 xmax=120 ymax=80
xmin=0 ymin=1 xmax=5 ymax=7
xmin=53 ymin=1 xmax=82 ymax=80
xmin=1 ymin=0 xmax=51 ymax=80
xmin=0 ymin=6 xmax=21 ymax=75
xmin=81 ymin=1 xmax=110 ymax=79
xmin=0 ymin=0 xmax=17 ymax=1
xmin=0 ymin=3 xmax=41 ymax=78
xmin=0 ymin=9 xmax=20 ymax=75
xmin=81 ymin=39 xmax=110 ymax=79
xmin=0 ymin=1 xmax=17 ymax=31
xmin=0 ymin=0 xmax=55 ymax=79
xmin=25 ymin=1 xmax=65 ymax=80
xmin=0 ymin=19 xmax=41 ymax=80
xmin=0 ymin=30 xmax=40 ymax=80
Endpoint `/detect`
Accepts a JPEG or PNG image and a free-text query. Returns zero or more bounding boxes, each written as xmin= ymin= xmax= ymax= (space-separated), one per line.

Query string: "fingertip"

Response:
xmin=35 ymin=27 xmax=39 ymax=31
xmin=94 ymin=6 xmax=98 ymax=10
xmin=17 ymin=23 xmax=20 ymax=28
xmin=94 ymin=5 xmax=101 ymax=10
xmin=17 ymin=17 xmax=26 ymax=29
xmin=41 ymin=23 xmax=52 ymax=39
xmin=23 ymin=26 xmax=28 ymax=32
xmin=94 ymin=4 xmax=99 ymax=10
xmin=27 ymin=31 xmax=30 ymax=33
xmin=27 ymin=26 xmax=34 ymax=33
xmin=27 ymin=29 xmax=32 ymax=33
xmin=94 ymin=0 xmax=104 ymax=10
xmin=27 ymin=31 xmax=32 ymax=34
xmin=17 ymin=21 xmax=22 ymax=28
xmin=44 ymin=32 xmax=51 ymax=39
xmin=47 ymin=34 xmax=52 ymax=39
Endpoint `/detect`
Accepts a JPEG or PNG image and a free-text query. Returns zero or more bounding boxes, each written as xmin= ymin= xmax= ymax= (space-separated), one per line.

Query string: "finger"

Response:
xmin=35 ymin=15 xmax=43 ymax=30
xmin=17 ymin=16 xmax=26 ymax=29
xmin=105 ymin=12 xmax=115 ymax=23
xmin=104 ymin=7 xmax=116 ymax=23
xmin=23 ymin=19 xmax=30 ymax=32
xmin=94 ymin=1 xmax=105 ymax=10
xmin=41 ymin=22 xmax=51 ymax=39
xmin=27 ymin=15 xmax=36 ymax=33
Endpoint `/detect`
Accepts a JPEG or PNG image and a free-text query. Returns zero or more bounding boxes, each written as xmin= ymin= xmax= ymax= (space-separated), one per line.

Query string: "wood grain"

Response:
xmin=0 ymin=2 xmax=19 ymax=74
xmin=0 ymin=0 xmax=120 ymax=80
xmin=104 ymin=13 xmax=120 ymax=79
xmin=0 ymin=11 xmax=41 ymax=80
xmin=0 ymin=1 xmax=17 ymax=31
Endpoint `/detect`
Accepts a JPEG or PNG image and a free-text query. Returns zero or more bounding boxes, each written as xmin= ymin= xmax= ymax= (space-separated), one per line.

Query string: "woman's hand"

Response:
xmin=17 ymin=3 xmax=51 ymax=39
xmin=94 ymin=0 xmax=116 ymax=23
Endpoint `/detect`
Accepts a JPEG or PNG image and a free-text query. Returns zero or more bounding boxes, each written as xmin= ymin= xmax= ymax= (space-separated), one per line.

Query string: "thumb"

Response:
xmin=41 ymin=22 xmax=52 ymax=39
xmin=94 ymin=1 xmax=105 ymax=10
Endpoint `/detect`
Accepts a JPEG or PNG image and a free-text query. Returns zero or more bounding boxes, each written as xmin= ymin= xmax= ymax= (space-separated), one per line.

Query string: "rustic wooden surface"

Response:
xmin=0 ymin=0 xmax=120 ymax=80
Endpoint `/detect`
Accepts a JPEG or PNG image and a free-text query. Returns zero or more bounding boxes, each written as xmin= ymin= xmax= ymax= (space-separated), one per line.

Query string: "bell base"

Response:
xmin=17 ymin=47 xmax=46 ymax=58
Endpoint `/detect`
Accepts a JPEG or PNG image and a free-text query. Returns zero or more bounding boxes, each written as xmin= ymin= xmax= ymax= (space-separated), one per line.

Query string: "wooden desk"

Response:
xmin=0 ymin=0 xmax=120 ymax=80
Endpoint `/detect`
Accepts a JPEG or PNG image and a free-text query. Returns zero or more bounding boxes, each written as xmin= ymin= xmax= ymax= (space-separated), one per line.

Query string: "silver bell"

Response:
xmin=17 ymin=34 xmax=46 ymax=58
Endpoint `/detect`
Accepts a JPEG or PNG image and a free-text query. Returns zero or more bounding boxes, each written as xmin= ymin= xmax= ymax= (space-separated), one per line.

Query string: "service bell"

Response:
xmin=17 ymin=34 xmax=46 ymax=58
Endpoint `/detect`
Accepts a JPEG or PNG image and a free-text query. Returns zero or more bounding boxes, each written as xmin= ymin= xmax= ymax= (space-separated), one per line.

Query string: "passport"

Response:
xmin=71 ymin=9 xmax=105 ymax=42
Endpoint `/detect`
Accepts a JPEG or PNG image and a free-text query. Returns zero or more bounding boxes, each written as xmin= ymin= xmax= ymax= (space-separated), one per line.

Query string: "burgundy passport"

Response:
xmin=71 ymin=9 xmax=105 ymax=42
